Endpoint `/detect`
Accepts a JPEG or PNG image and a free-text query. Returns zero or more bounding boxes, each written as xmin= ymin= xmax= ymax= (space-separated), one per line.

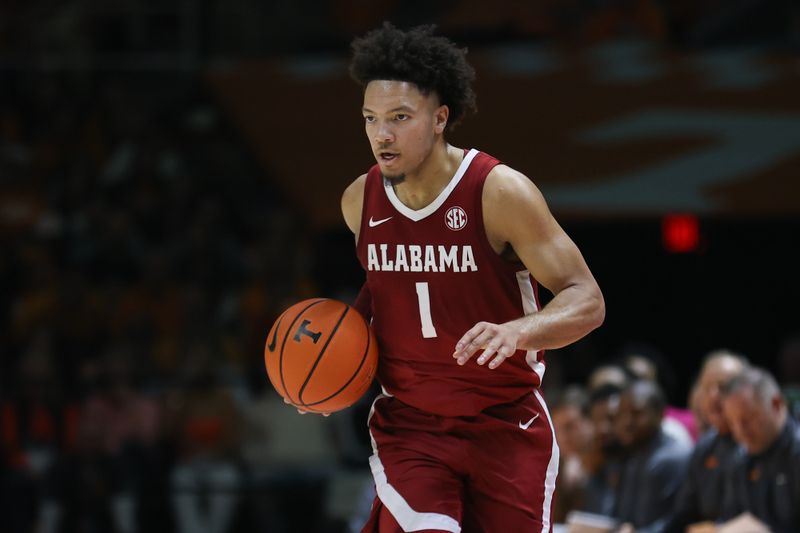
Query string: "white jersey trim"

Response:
xmin=534 ymin=389 xmax=560 ymax=533
xmin=516 ymin=270 xmax=546 ymax=381
xmin=384 ymin=148 xmax=479 ymax=222
xmin=366 ymin=395 xmax=461 ymax=533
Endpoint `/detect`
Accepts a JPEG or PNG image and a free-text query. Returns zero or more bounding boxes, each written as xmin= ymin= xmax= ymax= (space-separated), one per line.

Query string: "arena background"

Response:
xmin=1 ymin=1 xmax=798 ymax=532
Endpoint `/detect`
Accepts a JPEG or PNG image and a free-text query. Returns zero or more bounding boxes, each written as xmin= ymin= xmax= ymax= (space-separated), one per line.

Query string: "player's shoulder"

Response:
xmin=341 ymin=173 xmax=368 ymax=235
xmin=483 ymin=163 xmax=542 ymax=205
xmin=342 ymin=172 xmax=368 ymax=202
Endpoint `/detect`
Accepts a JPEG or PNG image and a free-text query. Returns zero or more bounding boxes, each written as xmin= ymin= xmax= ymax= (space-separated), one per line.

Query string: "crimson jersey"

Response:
xmin=356 ymin=149 xmax=545 ymax=417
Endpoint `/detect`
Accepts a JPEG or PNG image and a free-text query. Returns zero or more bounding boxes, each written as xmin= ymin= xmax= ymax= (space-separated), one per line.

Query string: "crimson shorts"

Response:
xmin=360 ymin=389 xmax=559 ymax=533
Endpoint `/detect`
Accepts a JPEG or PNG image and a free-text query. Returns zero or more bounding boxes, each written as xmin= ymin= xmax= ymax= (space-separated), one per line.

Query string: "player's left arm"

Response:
xmin=453 ymin=164 xmax=605 ymax=369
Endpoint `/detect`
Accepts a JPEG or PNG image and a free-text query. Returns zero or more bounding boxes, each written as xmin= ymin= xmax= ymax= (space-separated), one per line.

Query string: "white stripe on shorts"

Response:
xmin=534 ymin=389 xmax=560 ymax=533
xmin=366 ymin=395 xmax=461 ymax=533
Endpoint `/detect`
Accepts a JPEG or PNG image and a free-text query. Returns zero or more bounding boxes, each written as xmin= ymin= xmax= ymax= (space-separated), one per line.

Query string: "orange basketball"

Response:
xmin=264 ymin=298 xmax=378 ymax=413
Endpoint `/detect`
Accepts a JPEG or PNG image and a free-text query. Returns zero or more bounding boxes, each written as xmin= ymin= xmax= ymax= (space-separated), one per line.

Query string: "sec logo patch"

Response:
xmin=445 ymin=206 xmax=467 ymax=231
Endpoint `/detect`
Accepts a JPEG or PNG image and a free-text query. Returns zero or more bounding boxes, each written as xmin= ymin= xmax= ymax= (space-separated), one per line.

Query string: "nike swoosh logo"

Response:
xmin=368 ymin=216 xmax=393 ymax=228
xmin=267 ymin=314 xmax=284 ymax=352
xmin=519 ymin=413 xmax=540 ymax=430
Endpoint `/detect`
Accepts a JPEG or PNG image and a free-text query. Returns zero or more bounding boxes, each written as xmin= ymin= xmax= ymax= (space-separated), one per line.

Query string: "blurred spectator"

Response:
xmin=166 ymin=341 xmax=243 ymax=533
xmin=550 ymin=385 xmax=596 ymax=523
xmin=613 ymin=380 xmax=692 ymax=533
xmin=239 ymin=379 xmax=339 ymax=532
xmin=664 ymin=349 xmax=748 ymax=533
xmin=35 ymin=341 xmax=163 ymax=533
xmin=721 ymin=366 xmax=800 ymax=532
xmin=687 ymin=378 xmax=709 ymax=436
xmin=620 ymin=349 xmax=697 ymax=444
xmin=76 ymin=344 xmax=165 ymax=532
xmin=0 ymin=332 xmax=79 ymax=533
xmin=587 ymin=364 xmax=629 ymax=393
xmin=579 ymin=382 xmax=625 ymax=517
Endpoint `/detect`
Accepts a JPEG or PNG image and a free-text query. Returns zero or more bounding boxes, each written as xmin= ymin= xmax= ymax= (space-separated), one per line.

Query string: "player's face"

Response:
xmin=362 ymin=80 xmax=446 ymax=180
xmin=723 ymin=389 xmax=782 ymax=454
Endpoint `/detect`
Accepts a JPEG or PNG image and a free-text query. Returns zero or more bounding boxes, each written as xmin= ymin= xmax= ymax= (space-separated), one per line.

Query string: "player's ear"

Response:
xmin=434 ymin=105 xmax=449 ymax=134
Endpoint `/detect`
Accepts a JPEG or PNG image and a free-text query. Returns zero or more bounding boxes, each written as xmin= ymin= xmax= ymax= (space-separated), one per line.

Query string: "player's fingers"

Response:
xmin=454 ymin=322 xmax=487 ymax=355
xmin=456 ymin=328 xmax=495 ymax=365
xmin=476 ymin=339 xmax=504 ymax=365
xmin=286 ymin=398 xmax=328 ymax=417
xmin=488 ymin=345 xmax=515 ymax=369
xmin=285 ymin=398 xmax=307 ymax=415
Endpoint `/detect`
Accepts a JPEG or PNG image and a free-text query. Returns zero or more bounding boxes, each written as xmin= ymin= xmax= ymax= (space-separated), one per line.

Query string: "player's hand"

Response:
xmin=283 ymin=397 xmax=330 ymax=416
xmin=453 ymin=321 xmax=520 ymax=369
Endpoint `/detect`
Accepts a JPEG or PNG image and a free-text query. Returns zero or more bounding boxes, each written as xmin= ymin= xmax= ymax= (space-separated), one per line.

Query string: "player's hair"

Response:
xmin=349 ymin=22 xmax=477 ymax=130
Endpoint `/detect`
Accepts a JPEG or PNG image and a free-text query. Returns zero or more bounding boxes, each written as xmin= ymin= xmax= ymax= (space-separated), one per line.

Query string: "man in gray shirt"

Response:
xmin=722 ymin=366 xmax=800 ymax=533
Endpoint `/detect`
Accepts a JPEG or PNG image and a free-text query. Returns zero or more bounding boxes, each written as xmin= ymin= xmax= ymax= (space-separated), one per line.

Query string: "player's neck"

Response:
xmin=392 ymin=142 xmax=463 ymax=211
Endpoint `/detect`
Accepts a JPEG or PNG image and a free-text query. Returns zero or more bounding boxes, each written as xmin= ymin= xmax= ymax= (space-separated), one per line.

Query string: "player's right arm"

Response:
xmin=341 ymin=173 xmax=367 ymax=242
xmin=287 ymin=174 xmax=368 ymax=418
xmin=341 ymin=173 xmax=373 ymax=318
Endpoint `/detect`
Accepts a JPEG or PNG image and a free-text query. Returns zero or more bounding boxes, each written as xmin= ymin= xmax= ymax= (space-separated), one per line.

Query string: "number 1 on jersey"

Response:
xmin=415 ymin=282 xmax=438 ymax=338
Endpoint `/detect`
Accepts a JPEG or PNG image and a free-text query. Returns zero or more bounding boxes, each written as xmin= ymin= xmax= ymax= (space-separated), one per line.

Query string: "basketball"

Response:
xmin=264 ymin=298 xmax=378 ymax=413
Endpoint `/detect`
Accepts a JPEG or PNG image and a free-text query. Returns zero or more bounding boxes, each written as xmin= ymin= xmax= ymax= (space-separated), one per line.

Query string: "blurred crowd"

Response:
xmin=549 ymin=349 xmax=800 ymax=532
xmin=0 ymin=69 xmax=373 ymax=533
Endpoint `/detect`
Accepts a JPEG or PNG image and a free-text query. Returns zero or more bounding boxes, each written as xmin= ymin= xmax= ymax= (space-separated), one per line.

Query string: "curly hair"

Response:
xmin=349 ymin=22 xmax=477 ymax=130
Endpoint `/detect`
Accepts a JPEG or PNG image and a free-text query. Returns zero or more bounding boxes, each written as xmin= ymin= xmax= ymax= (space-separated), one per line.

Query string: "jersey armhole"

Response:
xmin=474 ymin=161 xmax=525 ymax=271
xmin=356 ymin=167 xmax=379 ymax=249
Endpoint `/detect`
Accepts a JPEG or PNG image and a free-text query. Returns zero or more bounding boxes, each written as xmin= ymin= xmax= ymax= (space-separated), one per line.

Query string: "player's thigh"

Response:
xmin=463 ymin=453 xmax=555 ymax=533
xmin=367 ymin=397 xmax=464 ymax=531
xmin=367 ymin=449 xmax=464 ymax=532
xmin=463 ymin=392 xmax=558 ymax=532
xmin=462 ymin=494 xmax=548 ymax=533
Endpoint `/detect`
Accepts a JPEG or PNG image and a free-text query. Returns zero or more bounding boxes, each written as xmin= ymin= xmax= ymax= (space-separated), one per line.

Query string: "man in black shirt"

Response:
xmin=581 ymin=383 xmax=625 ymax=517
xmin=722 ymin=366 xmax=800 ymax=533
xmin=663 ymin=350 xmax=748 ymax=532
xmin=613 ymin=380 xmax=692 ymax=533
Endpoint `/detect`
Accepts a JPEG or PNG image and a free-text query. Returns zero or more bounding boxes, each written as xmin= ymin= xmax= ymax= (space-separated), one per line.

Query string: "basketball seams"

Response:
xmin=279 ymin=298 xmax=327 ymax=406
xmin=303 ymin=309 xmax=375 ymax=409
xmin=267 ymin=297 xmax=378 ymax=414
xmin=297 ymin=302 xmax=350 ymax=406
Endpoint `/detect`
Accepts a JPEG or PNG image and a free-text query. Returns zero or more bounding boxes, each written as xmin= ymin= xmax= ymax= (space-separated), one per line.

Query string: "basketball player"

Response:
xmin=339 ymin=23 xmax=605 ymax=533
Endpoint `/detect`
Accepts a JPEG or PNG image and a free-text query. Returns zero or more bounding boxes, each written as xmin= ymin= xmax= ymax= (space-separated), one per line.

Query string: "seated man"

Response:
xmin=550 ymin=386 xmax=596 ymax=523
xmin=580 ymin=383 xmax=625 ymax=518
xmin=721 ymin=366 xmax=800 ymax=533
xmin=612 ymin=380 xmax=692 ymax=533
xmin=663 ymin=350 xmax=748 ymax=532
